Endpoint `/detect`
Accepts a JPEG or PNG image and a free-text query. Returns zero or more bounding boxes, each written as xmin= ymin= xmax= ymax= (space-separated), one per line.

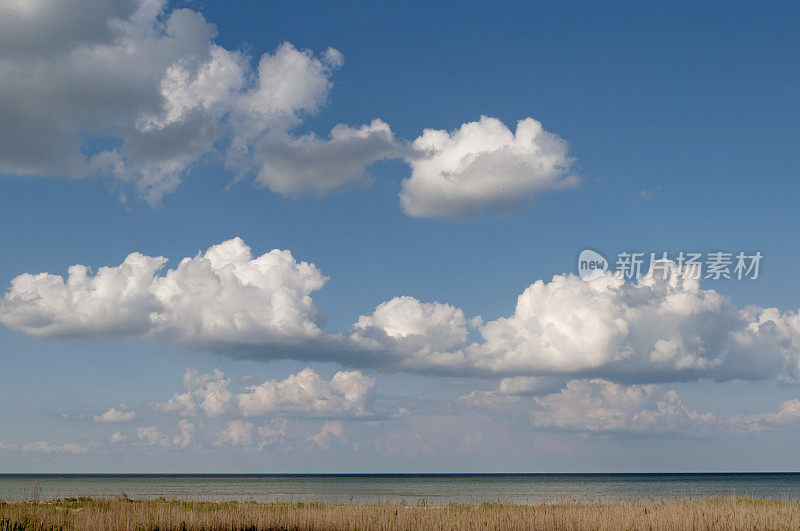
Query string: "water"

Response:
xmin=1 ymin=474 xmax=799 ymax=504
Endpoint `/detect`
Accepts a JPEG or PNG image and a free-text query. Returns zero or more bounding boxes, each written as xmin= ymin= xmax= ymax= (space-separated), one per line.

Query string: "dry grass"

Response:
xmin=1 ymin=496 xmax=799 ymax=530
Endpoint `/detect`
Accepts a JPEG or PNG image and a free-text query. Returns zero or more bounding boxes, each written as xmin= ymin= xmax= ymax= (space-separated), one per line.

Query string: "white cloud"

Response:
xmin=511 ymin=378 xmax=800 ymax=437
xmin=20 ymin=441 xmax=88 ymax=455
xmin=228 ymin=42 xmax=341 ymax=148
xmin=193 ymin=370 xmax=233 ymax=417
xmin=94 ymin=405 xmax=136 ymax=423
xmin=350 ymin=296 xmax=468 ymax=369
xmin=238 ymin=367 xmax=375 ymax=418
xmin=364 ymin=264 xmax=799 ymax=383
xmin=110 ymin=432 xmax=127 ymax=444
xmin=466 ymin=266 xmax=800 ymax=382
xmin=217 ymin=420 xmax=253 ymax=446
xmin=347 ymin=263 xmax=800 ymax=385
xmin=0 ymin=252 xmax=167 ymax=338
xmin=155 ymin=368 xmax=231 ymax=417
xmin=137 ymin=420 xmax=195 ymax=448
xmin=460 ymin=265 xmax=738 ymax=378
xmin=726 ymin=399 xmax=800 ymax=434
xmin=0 ymin=238 xmax=329 ymax=352
xmin=400 ymin=116 xmax=579 ymax=219
xmin=728 ymin=307 xmax=800 ymax=382
xmin=172 ymin=419 xmax=195 ymax=448
xmin=148 ymin=238 xmax=328 ymax=347
xmin=308 ymin=420 xmax=345 ymax=449
xmin=199 ymin=380 xmax=232 ymax=417
xmin=138 ymin=425 xmax=168 ymax=446
xmin=158 ymin=367 xmax=375 ymax=419
xmin=3 ymin=247 xmax=800 ymax=386
xmin=456 ymin=377 xmax=724 ymax=437
xmin=531 ymin=379 xmax=716 ymax=434
xmin=155 ymin=390 xmax=196 ymax=417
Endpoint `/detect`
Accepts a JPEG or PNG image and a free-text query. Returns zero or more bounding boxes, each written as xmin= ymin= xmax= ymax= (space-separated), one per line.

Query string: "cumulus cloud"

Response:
xmin=457 ymin=376 xmax=566 ymax=410
xmin=0 ymin=238 xmax=331 ymax=355
xmin=362 ymin=263 xmax=800 ymax=383
xmin=156 ymin=367 xmax=376 ymax=420
xmin=226 ymin=43 xmax=341 ymax=148
xmin=156 ymin=390 xmax=197 ymax=418
xmin=728 ymin=307 xmax=800 ymax=382
xmin=20 ymin=441 xmax=88 ymax=455
xmin=138 ymin=425 xmax=169 ymax=446
xmin=196 ymin=374 xmax=232 ymax=418
xmin=726 ymin=400 xmax=800 ymax=434
xmin=238 ymin=367 xmax=376 ymax=418
xmin=530 ymin=379 xmax=716 ymax=434
xmin=172 ymin=419 xmax=195 ymax=448
xmin=460 ymin=264 xmax=740 ymax=379
xmin=456 ymin=376 xmax=800 ymax=438
xmin=217 ymin=420 xmax=254 ymax=446
xmin=350 ymin=296 xmax=469 ymax=368
xmin=400 ymin=116 xmax=579 ymax=219
xmin=0 ymin=0 xmax=395 ymax=204
xmin=308 ymin=420 xmax=345 ymax=448
xmin=94 ymin=405 xmax=136 ymax=423
xmin=155 ymin=368 xmax=232 ymax=417
xmin=3 ymin=246 xmax=800 ymax=385
xmin=0 ymin=252 xmax=167 ymax=338
xmin=137 ymin=421 xmax=196 ymax=448
xmin=110 ymin=432 xmax=127 ymax=444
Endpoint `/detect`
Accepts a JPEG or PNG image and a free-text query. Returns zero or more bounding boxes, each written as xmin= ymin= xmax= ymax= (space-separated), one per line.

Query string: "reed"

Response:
xmin=1 ymin=496 xmax=799 ymax=530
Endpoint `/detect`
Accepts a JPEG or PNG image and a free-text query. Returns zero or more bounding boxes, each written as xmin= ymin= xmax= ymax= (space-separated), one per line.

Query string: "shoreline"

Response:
xmin=4 ymin=472 xmax=799 ymax=505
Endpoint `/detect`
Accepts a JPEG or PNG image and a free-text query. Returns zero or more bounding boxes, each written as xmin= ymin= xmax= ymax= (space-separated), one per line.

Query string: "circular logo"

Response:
xmin=577 ymin=249 xmax=608 ymax=280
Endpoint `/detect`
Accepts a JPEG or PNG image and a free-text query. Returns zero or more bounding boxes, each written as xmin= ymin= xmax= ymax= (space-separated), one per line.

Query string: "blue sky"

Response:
xmin=0 ymin=0 xmax=799 ymax=472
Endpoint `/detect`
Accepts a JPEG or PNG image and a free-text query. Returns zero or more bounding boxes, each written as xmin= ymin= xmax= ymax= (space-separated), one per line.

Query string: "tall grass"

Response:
xmin=1 ymin=497 xmax=799 ymax=530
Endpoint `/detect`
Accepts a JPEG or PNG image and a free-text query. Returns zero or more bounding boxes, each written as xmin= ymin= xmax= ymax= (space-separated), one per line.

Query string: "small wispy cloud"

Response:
xmin=94 ymin=405 xmax=136 ymax=423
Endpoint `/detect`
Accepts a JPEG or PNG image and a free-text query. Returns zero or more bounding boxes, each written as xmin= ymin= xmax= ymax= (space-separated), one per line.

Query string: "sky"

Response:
xmin=0 ymin=0 xmax=799 ymax=473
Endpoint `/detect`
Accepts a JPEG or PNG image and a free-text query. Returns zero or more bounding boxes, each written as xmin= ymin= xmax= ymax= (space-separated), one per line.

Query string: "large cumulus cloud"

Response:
xmin=349 ymin=296 xmax=469 ymax=368
xmin=462 ymin=265 xmax=745 ymax=379
xmin=2 ymin=243 xmax=799 ymax=385
xmin=400 ymin=116 xmax=579 ymax=219
xmin=0 ymin=238 xmax=330 ymax=352
xmin=352 ymin=263 xmax=800 ymax=383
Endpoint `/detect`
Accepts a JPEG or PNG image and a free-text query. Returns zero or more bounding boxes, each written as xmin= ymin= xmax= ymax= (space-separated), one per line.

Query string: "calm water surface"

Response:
xmin=1 ymin=474 xmax=799 ymax=503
